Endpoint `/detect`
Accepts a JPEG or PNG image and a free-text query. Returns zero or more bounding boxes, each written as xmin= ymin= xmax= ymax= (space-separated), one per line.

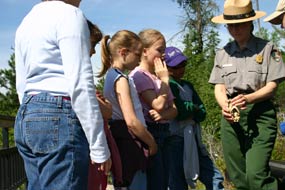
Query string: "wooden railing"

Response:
xmin=270 ymin=160 xmax=285 ymax=179
xmin=269 ymin=160 xmax=285 ymax=189
xmin=0 ymin=115 xmax=26 ymax=190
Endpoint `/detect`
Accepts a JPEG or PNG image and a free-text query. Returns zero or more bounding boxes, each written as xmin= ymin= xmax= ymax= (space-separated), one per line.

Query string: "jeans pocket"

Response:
xmin=25 ymin=116 xmax=59 ymax=153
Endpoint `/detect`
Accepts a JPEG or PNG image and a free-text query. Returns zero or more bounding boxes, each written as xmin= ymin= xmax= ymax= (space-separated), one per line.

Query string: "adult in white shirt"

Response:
xmin=14 ymin=0 xmax=111 ymax=189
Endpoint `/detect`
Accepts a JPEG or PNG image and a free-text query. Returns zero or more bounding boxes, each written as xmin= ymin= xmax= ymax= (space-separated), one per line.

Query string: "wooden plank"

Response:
xmin=269 ymin=160 xmax=285 ymax=178
xmin=2 ymin=128 xmax=9 ymax=148
xmin=0 ymin=147 xmax=27 ymax=189
xmin=0 ymin=115 xmax=15 ymax=128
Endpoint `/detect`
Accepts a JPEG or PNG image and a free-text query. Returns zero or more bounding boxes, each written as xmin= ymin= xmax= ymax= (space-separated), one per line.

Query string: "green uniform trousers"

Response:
xmin=221 ymin=100 xmax=277 ymax=190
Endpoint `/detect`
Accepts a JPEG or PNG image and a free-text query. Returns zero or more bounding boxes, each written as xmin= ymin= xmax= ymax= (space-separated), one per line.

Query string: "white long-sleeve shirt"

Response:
xmin=15 ymin=1 xmax=110 ymax=163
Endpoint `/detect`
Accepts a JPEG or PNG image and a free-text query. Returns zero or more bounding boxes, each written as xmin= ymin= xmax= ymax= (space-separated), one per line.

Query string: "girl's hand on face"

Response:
xmin=154 ymin=57 xmax=169 ymax=82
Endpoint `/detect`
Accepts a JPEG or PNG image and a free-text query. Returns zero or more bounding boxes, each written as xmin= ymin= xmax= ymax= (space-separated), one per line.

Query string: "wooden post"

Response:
xmin=2 ymin=127 xmax=9 ymax=149
xmin=0 ymin=115 xmax=15 ymax=149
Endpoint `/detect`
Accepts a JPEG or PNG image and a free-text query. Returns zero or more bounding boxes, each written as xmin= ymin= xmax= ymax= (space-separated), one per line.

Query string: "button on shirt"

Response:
xmin=15 ymin=1 xmax=110 ymax=162
xmin=209 ymin=36 xmax=285 ymax=96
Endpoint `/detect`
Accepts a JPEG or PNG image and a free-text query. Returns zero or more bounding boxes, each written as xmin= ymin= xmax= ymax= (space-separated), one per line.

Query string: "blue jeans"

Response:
xmin=113 ymin=170 xmax=146 ymax=190
xmin=129 ymin=170 xmax=147 ymax=190
xmin=167 ymin=135 xmax=224 ymax=190
xmin=14 ymin=93 xmax=90 ymax=190
xmin=146 ymin=122 xmax=171 ymax=190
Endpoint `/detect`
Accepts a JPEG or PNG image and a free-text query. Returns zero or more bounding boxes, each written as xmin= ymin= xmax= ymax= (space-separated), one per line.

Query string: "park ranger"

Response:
xmin=209 ymin=0 xmax=285 ymax=189
xmin=264 ymin=0 xmax=285 ymax=28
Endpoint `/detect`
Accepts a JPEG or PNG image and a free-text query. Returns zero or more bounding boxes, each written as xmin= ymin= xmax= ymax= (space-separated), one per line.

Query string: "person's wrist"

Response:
xmin=160 ymin=77 xmax=169 ymax=84
xmin=244 ymin=95 xmax=249 ymax=104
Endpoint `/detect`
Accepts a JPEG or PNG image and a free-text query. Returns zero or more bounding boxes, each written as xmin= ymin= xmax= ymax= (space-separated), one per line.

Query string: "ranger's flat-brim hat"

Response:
xmin=212 ymin=0 xmax=266 ymax=24
xmin=264 ymin=0 xmax=285 ymax=24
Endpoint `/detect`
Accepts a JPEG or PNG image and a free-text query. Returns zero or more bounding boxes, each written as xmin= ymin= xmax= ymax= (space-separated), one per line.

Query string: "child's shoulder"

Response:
xmin=129 ymin=67 xmax=152 ymax=80
xmin=170 ymin=78 xmax=193 ymax=86
xmin=182 ymin=79 xmax=193 ymax=86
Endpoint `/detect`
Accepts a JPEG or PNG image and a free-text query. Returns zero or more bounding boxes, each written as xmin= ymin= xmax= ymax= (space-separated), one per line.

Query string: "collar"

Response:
xmin=226 ymin=35 xmax=257 ymax=55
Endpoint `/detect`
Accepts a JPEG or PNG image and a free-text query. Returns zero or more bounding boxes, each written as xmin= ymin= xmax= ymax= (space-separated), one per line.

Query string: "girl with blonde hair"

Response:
xmin=129 ymin=29 xmax=178 ymax=190
xmin=99 ymin=30 xmax=157 ymax=190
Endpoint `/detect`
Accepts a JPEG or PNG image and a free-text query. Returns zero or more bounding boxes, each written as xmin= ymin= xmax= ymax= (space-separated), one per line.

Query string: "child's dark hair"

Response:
xmin=86 ymin=19 xmax=103 ymax=45
xmin=98 ymin=30 xmax=141 ymax=77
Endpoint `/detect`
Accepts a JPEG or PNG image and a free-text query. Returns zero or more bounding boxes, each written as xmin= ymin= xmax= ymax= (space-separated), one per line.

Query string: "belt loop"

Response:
xmin=57 ymin=96 xmax=63 ymax=108
xmin=23 ymin=94 xmax=33 ymax=104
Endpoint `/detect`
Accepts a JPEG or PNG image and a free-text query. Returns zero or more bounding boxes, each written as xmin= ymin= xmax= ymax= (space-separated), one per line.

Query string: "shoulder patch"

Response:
xmin=271 ymin=49 xmax=282 ymax=63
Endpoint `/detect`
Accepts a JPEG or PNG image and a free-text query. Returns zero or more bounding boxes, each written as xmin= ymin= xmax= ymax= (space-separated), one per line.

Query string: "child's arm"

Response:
xmin=169 ymin=81 xmax=197 ymax=121
xmin=149 ymin=101 xmax=177 ymax=121
xmin=189 ymin=83 xmax=206 ymax=122
xmin=115 ymin=77 xmax=157 ymax=156
xmin=141 ymin=58 xmax=170 ymax=112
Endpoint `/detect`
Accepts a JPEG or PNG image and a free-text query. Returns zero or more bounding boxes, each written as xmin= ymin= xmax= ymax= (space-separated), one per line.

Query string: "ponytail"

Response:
xmin=97 ymin=30 xmax=141 ymax=77
xmin=97 ymin=35 xmax=112 ymax=77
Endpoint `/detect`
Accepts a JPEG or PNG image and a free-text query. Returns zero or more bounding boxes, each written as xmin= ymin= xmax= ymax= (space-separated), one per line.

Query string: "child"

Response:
xmin=98 ymin=30 xmax=157 ymax=190
xmin=86 ymin=19 xmax=122 ymax=190
xmin=129 ymin=29 xmax=177 ymax=190
xmin=164 ymin=46 xmax=224 ymax=190
xmin=87 ymin=19 xmax=103 ymax=57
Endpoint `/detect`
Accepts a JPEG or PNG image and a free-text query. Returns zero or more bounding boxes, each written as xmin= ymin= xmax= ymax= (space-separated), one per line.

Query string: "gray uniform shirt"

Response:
xmin=209 ymin=36 xmax=285 ymax=96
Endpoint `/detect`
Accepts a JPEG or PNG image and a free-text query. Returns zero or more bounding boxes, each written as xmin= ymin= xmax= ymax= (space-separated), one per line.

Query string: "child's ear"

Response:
xmin=167 ymin=68 xmax=174 ymax=75
xmin=142 ymin=48 xmax=148 ymax=57
xmin=119 ymin=48 xmax=128 ymax=56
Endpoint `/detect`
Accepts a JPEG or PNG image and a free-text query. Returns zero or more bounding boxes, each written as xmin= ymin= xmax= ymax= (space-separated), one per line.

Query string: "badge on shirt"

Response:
xmin=271 ymin=49 xmax=282 ymax=63
xmin=255 ymin=54 xmax=263 ymax=64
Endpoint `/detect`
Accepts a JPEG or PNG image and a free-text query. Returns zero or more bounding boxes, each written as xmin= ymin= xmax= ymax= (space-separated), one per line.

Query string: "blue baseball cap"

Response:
xmin=164 ymin=46 xmax=187 ymax=67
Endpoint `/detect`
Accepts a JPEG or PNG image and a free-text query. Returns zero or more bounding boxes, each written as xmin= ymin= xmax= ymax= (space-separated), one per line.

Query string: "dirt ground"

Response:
xmin=106 ymin=185 xmax=114 ymax=190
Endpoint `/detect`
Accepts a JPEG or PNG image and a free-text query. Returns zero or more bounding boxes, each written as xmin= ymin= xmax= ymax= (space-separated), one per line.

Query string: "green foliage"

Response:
xmin=274 ymin=76 xmax=285 ymax=113
xmin=183 ymin=26 xmax=222 ymax=138
xmin=272 ymin=132 xmax=285 ymax=160
xmin=174 ymin=0 xmax=219 ymax=54
xmin=255 ymin=27 xmax=281 ymax=48
xmin=0 ymin=53 xmax=19 ymax=148
xmin=255 ymin=27 xmax=270 ymax=41
xmin=271 ymin=53 xmax=285 ymax=161
xmin=95 ymin=77 xmax=105 ymax=92
xmin=272 ymin=25 xmax=285 ymax=50
xmin=0 ymin=53 xmax=19 ymax=116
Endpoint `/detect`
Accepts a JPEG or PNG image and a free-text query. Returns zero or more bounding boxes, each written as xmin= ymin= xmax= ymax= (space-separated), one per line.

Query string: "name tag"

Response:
xmin=222 ymin=64 xmax=233 ymax=67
